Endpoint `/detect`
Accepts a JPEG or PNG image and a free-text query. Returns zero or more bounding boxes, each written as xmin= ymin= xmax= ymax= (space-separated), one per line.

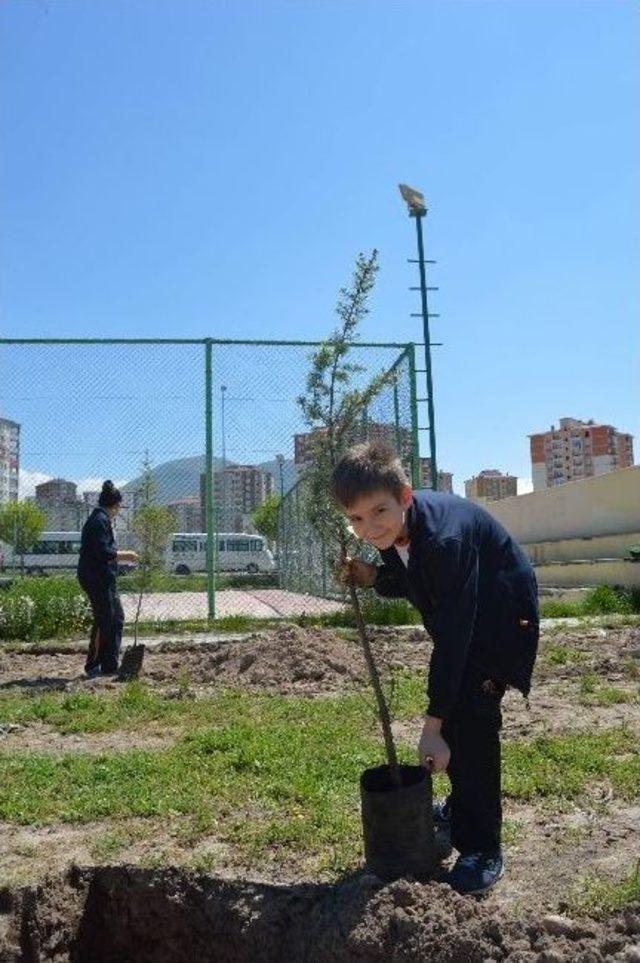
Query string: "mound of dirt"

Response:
xmin=145 ymin=625 xmax=377 ymax=694
xmin=0 ymin=624 xmax=427 ymax=698
xmin=1 ymin=865 xmax=638 ymax=962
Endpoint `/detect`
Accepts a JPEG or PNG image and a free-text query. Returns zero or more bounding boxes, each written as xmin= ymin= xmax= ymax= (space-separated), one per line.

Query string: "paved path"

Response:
xmin=122 ymin=589 xmax=345 ymax=622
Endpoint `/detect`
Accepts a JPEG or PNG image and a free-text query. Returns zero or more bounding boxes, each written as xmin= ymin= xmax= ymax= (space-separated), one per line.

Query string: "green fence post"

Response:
xmin=408 ymin=344 xmax=421 ymax=489
xmin=393 ymin=380 xmax=401 ymax=455
xmin=204 ymin=338 xmax=215 ymax=619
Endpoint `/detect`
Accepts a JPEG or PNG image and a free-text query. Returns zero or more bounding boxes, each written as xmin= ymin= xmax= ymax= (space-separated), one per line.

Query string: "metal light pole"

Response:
xmin=399 ymin=183 xmax=439 ymax=491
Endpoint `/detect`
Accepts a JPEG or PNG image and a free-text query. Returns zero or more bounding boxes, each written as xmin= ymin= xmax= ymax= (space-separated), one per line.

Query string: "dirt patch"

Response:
xmin=0 ymin=722 xmax=176 ymax=756
xmin=0 ymin=625 xmax=429 ymax=698
xmin=0 ymin=627 xmax=359 ymax=697
xmin=2 ymin=622 xmax=638 ymax=699
xmin=1 ymin=865 xmax=639 ymax=962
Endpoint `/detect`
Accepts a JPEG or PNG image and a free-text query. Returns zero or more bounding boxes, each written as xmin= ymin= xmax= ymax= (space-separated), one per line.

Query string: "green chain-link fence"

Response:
xmin=0 ymin=338 xmax=418 ymax=635
xmin=279 ymin=344 xmax=419 ymax=599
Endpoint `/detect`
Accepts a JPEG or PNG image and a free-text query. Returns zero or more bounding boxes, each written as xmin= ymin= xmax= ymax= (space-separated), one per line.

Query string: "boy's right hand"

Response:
xmin=337 ymin=557 xmax=378 ymax=589
xmin=418 ymin=717 xmax=450 ymax=773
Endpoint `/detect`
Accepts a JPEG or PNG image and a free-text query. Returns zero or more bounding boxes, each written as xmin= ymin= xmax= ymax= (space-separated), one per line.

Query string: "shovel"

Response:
xmin=118 ymin=560 xmax=146 ymax=681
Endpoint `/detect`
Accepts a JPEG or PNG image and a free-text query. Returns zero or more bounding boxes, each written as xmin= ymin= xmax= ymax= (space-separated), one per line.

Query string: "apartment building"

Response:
xmin=200 ymin=464 xmax=273 ymax=532
xmin=0 ymin=417 xmax=20 ymax=504
xmin=465 ymin=469 xmax=517 ymax=502
xmin=530 ymin=417 xmax=634 ymax=491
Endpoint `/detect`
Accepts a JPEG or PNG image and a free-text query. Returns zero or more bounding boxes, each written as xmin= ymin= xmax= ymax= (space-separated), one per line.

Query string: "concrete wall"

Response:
xmin=534 ymin=559 xmax=640 ymax=589
xmin=482 ymin=465 xmax=640 ymax=587
xmin=485 ymin=465 xmax=640 ymax=543
xmin=525 ymin=532 xmax=640 ymax=564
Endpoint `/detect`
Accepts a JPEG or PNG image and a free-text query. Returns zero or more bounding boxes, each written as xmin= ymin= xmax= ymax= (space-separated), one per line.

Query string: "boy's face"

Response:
xmin=344 ymin=486 xmax=413 ymax=551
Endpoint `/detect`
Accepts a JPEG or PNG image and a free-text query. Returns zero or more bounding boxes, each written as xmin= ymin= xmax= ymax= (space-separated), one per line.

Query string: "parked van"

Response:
xmin=166 ymin=532 xmax=274 ymax=575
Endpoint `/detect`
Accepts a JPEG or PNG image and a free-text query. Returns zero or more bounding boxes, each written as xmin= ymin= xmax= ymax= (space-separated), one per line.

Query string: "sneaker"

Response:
xmin=84 ymin=666 xmax=102 ymax=679
xmin=446 ymin=850 xmax=504 ymax=895
xmin=433 ymin=799 xmax=452 ymax=861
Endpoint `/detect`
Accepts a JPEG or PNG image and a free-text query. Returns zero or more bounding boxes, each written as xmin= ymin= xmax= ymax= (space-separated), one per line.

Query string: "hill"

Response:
xmin=122 ymin=455 xmax=299 ymax=504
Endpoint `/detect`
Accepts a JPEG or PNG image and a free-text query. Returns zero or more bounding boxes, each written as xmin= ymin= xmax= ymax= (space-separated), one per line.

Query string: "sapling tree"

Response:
xmin=130 ymin=454 xmax=175 ymax=646
xmin=298 ymin=250 xmax=402 ymax=785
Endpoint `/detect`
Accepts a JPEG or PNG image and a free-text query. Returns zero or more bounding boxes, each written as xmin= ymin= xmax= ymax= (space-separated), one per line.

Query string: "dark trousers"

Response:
xmin=441 ymin=671 xmax=505 ymax=856
xmin=79 ymin=577 xmax=124 ymax=674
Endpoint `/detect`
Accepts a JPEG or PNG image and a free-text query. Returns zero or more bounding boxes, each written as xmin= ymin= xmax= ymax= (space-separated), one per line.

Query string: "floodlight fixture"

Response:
xmin=398 ymin=183 xmax=427 ymax=216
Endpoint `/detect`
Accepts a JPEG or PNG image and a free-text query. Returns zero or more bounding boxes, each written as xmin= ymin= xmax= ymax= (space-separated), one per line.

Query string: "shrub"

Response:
xmin=0 ymin=576 xmax=90 ymax=641
xmin=0 ymin=593 xmax=36 ymax=640
xmin=582 ymin=585 xmax=634 ymax=616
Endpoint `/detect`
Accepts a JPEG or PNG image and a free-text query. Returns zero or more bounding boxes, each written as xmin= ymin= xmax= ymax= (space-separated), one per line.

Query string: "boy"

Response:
xmin=333 ymin=443 xmax=539 ymax=895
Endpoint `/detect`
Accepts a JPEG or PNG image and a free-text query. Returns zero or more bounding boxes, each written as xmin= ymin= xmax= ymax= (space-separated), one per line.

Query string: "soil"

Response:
xmin=1 ymin=865 xmax=639 ymax=962
xmin=0 ymin=624 xmax=429 ymax=698
xmin=0 ymin=622 xmax=639 ymax=960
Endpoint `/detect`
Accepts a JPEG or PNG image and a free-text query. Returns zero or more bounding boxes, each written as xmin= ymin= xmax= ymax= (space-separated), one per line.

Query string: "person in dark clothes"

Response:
xmin=333 ymin=443 xmax=539 ymax=895
xmin=77 ymin=480 xmax=137 ymax=678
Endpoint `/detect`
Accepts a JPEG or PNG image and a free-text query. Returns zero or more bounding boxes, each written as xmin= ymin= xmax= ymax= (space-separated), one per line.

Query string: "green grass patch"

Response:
xmin=572 ymin=861 xmax=640 ymax=914
xmin=503 ymin=727 xmax=640 ymax=801
xmin=0 ymin=691 xmax=405 ymax=873
xmin=308 ymin=594 xmax=421 ymax=628
xmin=0 ymin=681 xmax=251 ymax=734
xmin=540 ymin=642 xmax=587 ymax=667
xmin=540 ymin=600 xmax=584 ymax=618
xmin=501 ymin=818 xmax=525 ymax=845
xmin=0 ymin=671 xmax=428 ymax=736
xmin=0 ymin=669 xmax=638 ymax=874
xmin=577 ymin=674 xmax=639 ymax=706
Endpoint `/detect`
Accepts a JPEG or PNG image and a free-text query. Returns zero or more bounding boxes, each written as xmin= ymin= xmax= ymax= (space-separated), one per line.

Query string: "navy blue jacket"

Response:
xmin=374 ymin=490 xmax=539 ymax=720
xmin=77 ymin=507 xmax=118 ymax=586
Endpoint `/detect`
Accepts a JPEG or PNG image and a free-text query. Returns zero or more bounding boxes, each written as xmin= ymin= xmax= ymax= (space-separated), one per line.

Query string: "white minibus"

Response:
xmin=166 ymin=532 xmax=274 ymax=575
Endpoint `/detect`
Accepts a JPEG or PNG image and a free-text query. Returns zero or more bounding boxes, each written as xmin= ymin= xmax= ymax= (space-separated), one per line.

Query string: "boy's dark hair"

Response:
xmin=99 ymin=479 xmax=122 ymax=508
xmin=331 ymin=443 xmax=410 ymax=508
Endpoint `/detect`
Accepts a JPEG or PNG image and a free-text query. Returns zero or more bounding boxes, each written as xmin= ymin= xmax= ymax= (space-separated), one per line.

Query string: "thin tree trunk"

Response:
xmin=347 ymin=581 xmax=401 ymax=788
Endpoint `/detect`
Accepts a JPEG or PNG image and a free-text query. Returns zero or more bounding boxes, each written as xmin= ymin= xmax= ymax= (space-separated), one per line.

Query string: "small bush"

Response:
xmin=582 ymin=585 xmax=634 ymax=615
xmin=0 ymin=594 xmax=36 ymax=640
xmin=0 ymin=576 xmax=90 ymax=641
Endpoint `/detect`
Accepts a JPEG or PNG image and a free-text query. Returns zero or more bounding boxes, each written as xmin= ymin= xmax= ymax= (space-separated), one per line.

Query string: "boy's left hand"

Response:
xmin=418 ymin=722 xmax=450 ymax=773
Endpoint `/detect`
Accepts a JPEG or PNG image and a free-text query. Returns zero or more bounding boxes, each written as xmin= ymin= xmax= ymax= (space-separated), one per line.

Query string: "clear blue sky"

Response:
xmin=1 ymin=0 xmax=638 ymax=495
